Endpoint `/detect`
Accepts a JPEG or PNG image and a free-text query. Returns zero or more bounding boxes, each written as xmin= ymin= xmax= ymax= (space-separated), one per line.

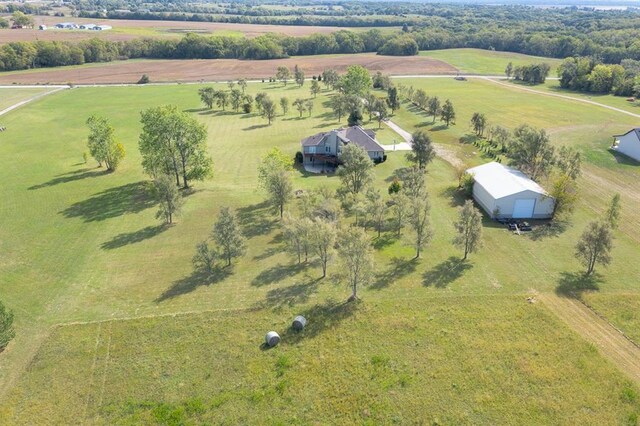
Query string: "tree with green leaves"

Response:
xmin=390 ymin=193 xmax=409 ymax=238
xmin=508 ymin=124 xmax=555 ymax=181
xmin=505 ymin=62 xmax=513 ymax=79
xmin=310 ymin=218 xmax=337 ymax=278
xmin=294 ymin=64 xmax=305 ymax=87
xmin=276 ymin=66 xmax=291 ymax=85
xmin=549 ymin=173 xmax=578 ymax=218
xmin=215 ymin=90 xmax=229 ymax=111
xmin=198 ymin=87 xmax=217 ymax=109
xmin=0 ymin=17 xmax=8 ymax=29
xmin=556 ymin=146 xmax=582 ymax=180
xmin=329 ymin=95 xmax=347 ymax=122
xmin=348 ymin=108 xmax=364 ymax=127
xmin=453 ymin=200 xmax=483 ymax=260
xmin=414 ymin=89 xmax=429 ymax=110
xmin=11 ymin=11 xmax=33 ymax=27
xmin=238 ymin=78 xmax=247 ymax=93
xmin=283 ymin=214 xmax=312 ymax=264
xmin=230 ymin=88 xmax=243 ymax=112
xmin=153 ymin=174 xmax=183 ymax=224
xmin=337 ymin=144 xmax=374 ymax=196
xmin=374 ymin=99 xmax=388 ymax=129
xmin=280 ymin=97 xmax=289 ymax=115
xmin=575 ymin=221 xmax=613 ymax=276
xmin=255 ymin=92 xmax=267 ymax=114
xmin=261 ymin=96 xmax=277 ymax=125
xmin=364 ymin=92 xmax=377 ymax=121
xmin=339 ymin=65 xmax=372 ymax=96
xmin=0 ymin=300 xmax=15 ymax=351
xmin=386 ymin=86 xmax=400 ymax=114
xmin=293 ymin=98 xmax=306 ymax=118
xmin=310 ymin=79 xmax=320 ymax=97
xmin=193 ymin=241 xmax=216 ymax=275
xmin=440 ymin=99 xmax=456 ymax=126
xmin=139 ymin=105 xmax=213 ymax=188
xmin=213 ymin=207 xmax=246 ymax=266
xmin=409 ymin=196 xmax=433 ymax=258
xmin=605 ymin=193 xmax=622 ymax=229
xmin=227 ymin=81 xmax=235 ymax=91
xmin=401 ymin=166 xmax=426 ymax=199
xmin=322 ymin=69 xmax=339 ymax=90
xmin=86 ymin=115 xmax=125 ymax=172
xmin=470 ymin=112 xmax=488 ymax=137
xmin=305 ymin=99 xmax=314 ymax=117
xmin=407 ymin=130 xmax=436 ymax=169
xmin=267 ymin=169 xmax=293 ymax=218
xmin=366 ymin=191 xmax=387 ymax=237
xmin=427 ymin=96 xmax=440 ymax=123
xmin=338 ymin=226 xmax=373 ymax=301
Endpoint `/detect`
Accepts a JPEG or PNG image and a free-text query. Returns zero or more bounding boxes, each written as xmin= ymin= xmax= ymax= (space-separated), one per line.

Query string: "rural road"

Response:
xmin=539 ymin=293 xmax=640 ymax=385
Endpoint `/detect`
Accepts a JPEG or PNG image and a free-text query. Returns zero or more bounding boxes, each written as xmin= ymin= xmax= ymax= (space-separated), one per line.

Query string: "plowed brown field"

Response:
xmin=0 ymin=54 xmax=457 ymax=84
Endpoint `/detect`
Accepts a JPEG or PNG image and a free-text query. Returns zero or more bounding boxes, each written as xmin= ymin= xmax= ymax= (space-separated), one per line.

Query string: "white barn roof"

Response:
xmin=466 ymin=162 xmax=548 ymax=199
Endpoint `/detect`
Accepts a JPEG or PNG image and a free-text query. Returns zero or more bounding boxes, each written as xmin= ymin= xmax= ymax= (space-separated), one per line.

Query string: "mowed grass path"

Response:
xmin=0 ymin=80 xmax=639 ymax=421
xmin=420 ymin=48 xmax=563 ymax=75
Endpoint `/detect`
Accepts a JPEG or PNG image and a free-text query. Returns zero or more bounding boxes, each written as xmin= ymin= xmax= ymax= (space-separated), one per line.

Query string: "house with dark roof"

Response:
xmin=612 ymin=128 xmax=640 ymax=162
xmin=300 ymin=126 xmax=385 ymax=171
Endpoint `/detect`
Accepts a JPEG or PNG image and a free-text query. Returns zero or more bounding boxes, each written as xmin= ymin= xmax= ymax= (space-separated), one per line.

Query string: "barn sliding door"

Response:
xmin=512 ymin=199 xmax=536 ymax=218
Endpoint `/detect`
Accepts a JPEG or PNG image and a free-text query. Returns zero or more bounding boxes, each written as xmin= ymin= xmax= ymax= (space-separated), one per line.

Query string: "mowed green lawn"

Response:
xmin=0 ymin=87 xmax=52 ymax=111
xmin=420 ymin=48 xmax=563 ymax=75
xmin=0 ymin=79 xmax=639 ymax=422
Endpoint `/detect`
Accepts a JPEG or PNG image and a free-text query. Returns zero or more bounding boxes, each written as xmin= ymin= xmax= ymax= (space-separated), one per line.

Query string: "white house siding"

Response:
xmin=616 ymin=132 xmax=640 ymax=162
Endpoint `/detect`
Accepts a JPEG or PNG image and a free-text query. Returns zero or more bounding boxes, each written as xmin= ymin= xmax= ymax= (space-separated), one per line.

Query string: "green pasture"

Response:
xmin=420 ymin=48 xmax=563 ymax=76
xmin=0 ymin=76 xmax=639 ymax=422
xmin=0 ymin=87 xmax=51 ymax=111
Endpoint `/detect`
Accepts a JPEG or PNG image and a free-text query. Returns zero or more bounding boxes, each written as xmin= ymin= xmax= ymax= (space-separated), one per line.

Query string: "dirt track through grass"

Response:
xmin=539 ymin=293 xmax=640 ymax=385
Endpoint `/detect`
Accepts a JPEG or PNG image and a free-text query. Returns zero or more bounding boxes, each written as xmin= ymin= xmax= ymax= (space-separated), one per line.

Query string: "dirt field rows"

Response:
xmin=0 ymin=54 xmax=457 ymax=84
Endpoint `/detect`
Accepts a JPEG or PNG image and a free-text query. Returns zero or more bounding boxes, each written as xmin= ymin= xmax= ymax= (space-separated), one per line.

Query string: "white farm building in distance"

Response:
xmin=466 ymin=162 xmax=555 ymax=219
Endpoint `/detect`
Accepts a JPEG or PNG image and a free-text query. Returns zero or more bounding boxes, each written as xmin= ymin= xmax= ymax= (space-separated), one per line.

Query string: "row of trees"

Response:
xmin=505 ymin=62 xmax=551 ymax=85
xmin=396 ymin=84 xmax=456 ymax=127
xmin=557 ymin=57 xmax=640 ymax=96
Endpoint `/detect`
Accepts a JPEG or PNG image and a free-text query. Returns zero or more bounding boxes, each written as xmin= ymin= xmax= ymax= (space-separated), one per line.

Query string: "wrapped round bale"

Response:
xmin=265 ymin=331 xmax=280 ymax=347
xmin=292 ymin=315 xmax=307 ymax=331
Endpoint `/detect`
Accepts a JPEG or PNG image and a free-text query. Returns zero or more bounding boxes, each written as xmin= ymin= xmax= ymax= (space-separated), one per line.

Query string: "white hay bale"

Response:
xmin=265 ymin=331 xmax=280 ymax=347
xmin=292 ymin=315 xmax=307 ymax=331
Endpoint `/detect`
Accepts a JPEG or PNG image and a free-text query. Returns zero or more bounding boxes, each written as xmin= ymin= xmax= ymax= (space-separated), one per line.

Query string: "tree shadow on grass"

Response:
xmin=242 ymin=124 xmax=269 ymax=131
xmin=251 ymin=262 xmax=309 ymax=287
xmin=253 ymin=246 xmax=282 ymax=261
xmin=100 ymin=224 xmax=168 ymax=250
xmin=441 ymin=185 xmax=466 ymax=207
xmin=556 ymin=271 xmax=602 ymax=298
xmin=529 ymin=220 xmax=569 ymax=241
xmin=255 ymin=279 xmax=321 ymax=310
xmin=280 ymin=298 xmax=359 ymax=345
xmin=237 ymin=200 xmax=276 ymax=238
xmin=28 ymin=168 xmax=109 ymax=190
xmin=371 ymin=257 xmax=418 ymax=290
xmin=155 ymin=268 xmax=232 ymax=303
xmin=423 ymin=256 xmax=473 ymax=288
xmin=60 ymin=181 xmax=155 ymax=222
xmin=372 ymin=232 xmax=396 ymax=250
xmin=429 ymin=124 xmax=449 ymax=132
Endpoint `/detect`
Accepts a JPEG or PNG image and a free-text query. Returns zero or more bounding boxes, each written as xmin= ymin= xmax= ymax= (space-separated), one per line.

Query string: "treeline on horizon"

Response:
xmin=3 ymin=18 xmax=640 ymax=73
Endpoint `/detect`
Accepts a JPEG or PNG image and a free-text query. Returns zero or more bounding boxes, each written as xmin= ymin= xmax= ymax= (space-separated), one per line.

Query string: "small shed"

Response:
xmin=466 ymin=162 xmax=554 ymax=219
xmin=612 ymin=128 xmax=640 ymax=162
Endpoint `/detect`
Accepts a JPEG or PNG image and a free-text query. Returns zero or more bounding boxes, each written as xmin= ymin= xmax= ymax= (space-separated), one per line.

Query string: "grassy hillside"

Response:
xmin=0 ymin=87 xmax=51 ymax=111
xmin=0 ymin=78 xmax=639 ymax=422
xmin=420 ymin=48 xmax=563 ymax=75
